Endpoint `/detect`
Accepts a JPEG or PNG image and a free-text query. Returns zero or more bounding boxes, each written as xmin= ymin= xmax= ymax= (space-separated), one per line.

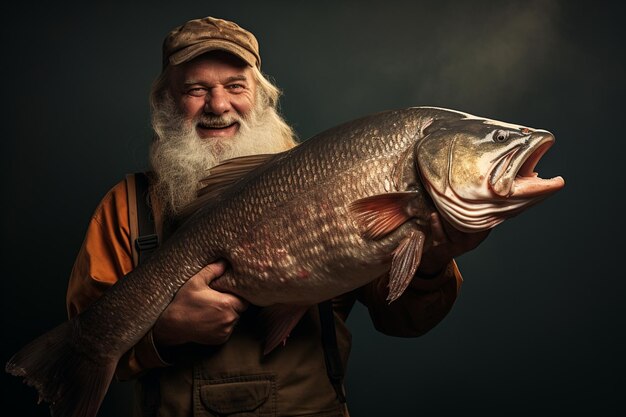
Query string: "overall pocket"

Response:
xmin=193 ymin=373 xmax=276 ymax=417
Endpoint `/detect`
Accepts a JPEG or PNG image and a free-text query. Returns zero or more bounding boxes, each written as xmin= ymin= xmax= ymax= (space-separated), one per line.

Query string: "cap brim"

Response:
xmin=168 ymin=40 xmax=258 ymax=68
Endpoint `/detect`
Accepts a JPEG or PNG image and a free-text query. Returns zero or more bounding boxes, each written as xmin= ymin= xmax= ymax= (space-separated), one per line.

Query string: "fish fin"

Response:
xmin=259 ymin=304 xmax=309 ymax=355
xmin=5 ymin=320 xmax=117 ymax=417
xmin=348 ymin=192 xmax=420 ymax=239
xmin=387 ymin=229 xmax=426 ymax=303
xmin=179 ymin=153 xmax=281 ymax=218
xmin=200 ymin=153 xmax=280 ymax=191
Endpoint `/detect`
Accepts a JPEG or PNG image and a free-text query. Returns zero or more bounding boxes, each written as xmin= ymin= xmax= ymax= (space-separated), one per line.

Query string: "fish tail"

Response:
xmin=5 ymin=320 xmax=116 ymax=417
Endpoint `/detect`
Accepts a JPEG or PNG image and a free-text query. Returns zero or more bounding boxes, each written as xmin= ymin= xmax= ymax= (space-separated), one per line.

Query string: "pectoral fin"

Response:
xmin=387 ymin=229 xmax=426 ymax=302
xmin=348 ymin=192 xmax=421 ymax=239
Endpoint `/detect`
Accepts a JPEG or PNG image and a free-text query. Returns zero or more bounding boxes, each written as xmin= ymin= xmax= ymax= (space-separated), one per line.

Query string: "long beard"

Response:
xmin=149 ymin=94 xmax=294 ymax=215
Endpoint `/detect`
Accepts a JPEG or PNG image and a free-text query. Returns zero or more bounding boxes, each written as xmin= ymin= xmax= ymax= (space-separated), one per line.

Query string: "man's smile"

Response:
xmin=197 ymin=121 xmax=239 ymax=138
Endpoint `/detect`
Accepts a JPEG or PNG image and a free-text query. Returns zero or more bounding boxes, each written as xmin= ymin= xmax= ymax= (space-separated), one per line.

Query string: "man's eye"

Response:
xmin=187 ymin=88 xmax=207 ymax=97
xmin=227 ymin=84 xmax=244 ymax=91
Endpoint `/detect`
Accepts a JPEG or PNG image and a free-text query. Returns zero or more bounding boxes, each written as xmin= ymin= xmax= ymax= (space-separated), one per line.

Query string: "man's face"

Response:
xmin=169 ymin=52 xmax=256 ymax=140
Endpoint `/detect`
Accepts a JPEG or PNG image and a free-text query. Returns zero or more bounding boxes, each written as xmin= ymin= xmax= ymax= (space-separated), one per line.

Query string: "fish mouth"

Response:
xmin=490 ymin=133 xmax=565 ymax=198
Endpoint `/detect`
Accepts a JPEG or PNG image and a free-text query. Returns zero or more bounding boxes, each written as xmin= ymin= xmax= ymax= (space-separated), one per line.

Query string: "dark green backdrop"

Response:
xmin=2 ymin=1 xmax=624 ymax=416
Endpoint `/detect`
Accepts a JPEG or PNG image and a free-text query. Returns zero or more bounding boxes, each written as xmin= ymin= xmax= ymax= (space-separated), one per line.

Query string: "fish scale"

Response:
xmin=202 ymin=112 xmax=422 ymax=305
xmin=6 ymin=106 xmax=564 ymax=417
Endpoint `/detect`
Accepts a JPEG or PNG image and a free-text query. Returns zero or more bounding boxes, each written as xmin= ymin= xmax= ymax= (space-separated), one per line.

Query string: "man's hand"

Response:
xmin=153 ymin=260 xmax=249 ymax=348
xmin=417 ymin=212 xmax=491 ymax=276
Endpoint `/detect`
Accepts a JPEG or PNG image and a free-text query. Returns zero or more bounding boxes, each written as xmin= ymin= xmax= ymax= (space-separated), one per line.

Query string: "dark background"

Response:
xmin=2 ymin=1 xmax=624 ymax=416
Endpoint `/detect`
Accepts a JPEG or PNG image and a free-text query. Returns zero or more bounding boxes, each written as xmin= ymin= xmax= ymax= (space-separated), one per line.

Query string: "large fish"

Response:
xmin=6 ymin=107 xmax=564 ymax=416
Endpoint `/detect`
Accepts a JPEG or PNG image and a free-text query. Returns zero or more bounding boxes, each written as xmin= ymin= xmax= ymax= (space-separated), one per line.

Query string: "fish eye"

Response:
xmin=493 ymin=130 xmax=509 ymax=143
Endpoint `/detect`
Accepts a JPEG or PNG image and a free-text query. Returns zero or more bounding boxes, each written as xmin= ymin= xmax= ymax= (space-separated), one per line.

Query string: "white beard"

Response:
xmin=149 ymin=94 xmax=294 ymax=215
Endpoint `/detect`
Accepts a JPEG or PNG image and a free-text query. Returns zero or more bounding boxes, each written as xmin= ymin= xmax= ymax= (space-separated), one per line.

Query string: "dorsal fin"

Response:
xmin=179 ymin=153 xmax=279 ymax=218
xmin=200 ymin=153 xmax=280 ymax=190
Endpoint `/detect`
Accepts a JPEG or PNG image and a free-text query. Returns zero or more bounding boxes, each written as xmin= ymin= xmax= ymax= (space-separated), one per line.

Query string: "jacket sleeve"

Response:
xmin=357 ymin=261 xmax=463 ymax=337
xmin=66 ymin=179 xmax=170 ymax=380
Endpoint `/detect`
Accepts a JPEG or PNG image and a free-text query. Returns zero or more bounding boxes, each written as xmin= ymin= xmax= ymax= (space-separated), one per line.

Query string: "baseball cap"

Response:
xmin=162 ymin=16 xmax=261 ymax=69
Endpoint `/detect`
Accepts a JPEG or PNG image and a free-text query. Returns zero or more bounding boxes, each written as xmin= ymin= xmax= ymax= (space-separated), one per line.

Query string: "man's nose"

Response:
xmin=204 ymin=89 xmax=230 ymax=115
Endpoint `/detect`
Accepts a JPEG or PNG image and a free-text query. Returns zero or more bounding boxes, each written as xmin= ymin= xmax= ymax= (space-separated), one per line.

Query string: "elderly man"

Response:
xmin=67 ymin=16 xmax=487 ymax=417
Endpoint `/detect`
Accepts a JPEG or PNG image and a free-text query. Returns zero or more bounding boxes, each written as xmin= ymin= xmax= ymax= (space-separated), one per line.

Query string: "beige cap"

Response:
xmin=162 ymin=16 xmax=261 ymax=69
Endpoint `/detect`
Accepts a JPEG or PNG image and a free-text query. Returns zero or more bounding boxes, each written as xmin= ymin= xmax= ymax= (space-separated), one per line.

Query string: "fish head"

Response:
xmin=415 ymin=110 xmax=565 ymax=232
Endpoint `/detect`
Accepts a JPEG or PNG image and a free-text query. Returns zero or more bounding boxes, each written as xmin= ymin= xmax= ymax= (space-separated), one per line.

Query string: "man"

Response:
xmin=67 ymin=16 xmax=488 ymax=417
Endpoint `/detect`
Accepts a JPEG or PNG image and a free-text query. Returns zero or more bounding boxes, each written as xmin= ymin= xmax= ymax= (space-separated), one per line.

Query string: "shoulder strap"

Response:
xmin=126 ymin=172 xmax=160 ymax=267
xmin=126 ymin=174 xmax=140 ymax=267
xmin=318 ymin=300 xmax=346 ymax=403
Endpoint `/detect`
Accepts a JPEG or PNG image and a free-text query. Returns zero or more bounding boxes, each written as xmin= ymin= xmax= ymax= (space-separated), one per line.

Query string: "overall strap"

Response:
xmin=126 ymin=172 xmax=160 ymax=267
xmin=126 ymin=172 xmax=161 ymax=416
xmin=318 ymin=300 xmax=346 ymax=404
